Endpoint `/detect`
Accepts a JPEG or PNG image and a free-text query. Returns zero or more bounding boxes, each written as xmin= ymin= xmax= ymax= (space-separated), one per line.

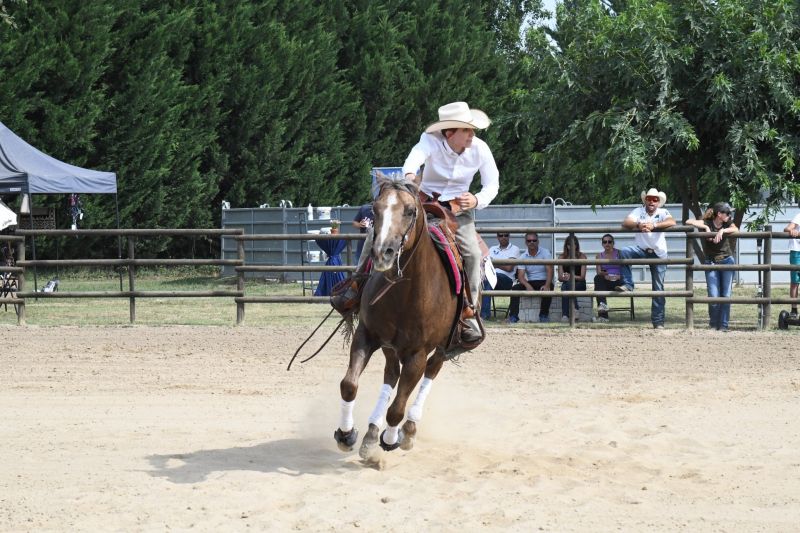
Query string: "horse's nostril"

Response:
xmin=384 ymin=248 xmax=394 ymax=258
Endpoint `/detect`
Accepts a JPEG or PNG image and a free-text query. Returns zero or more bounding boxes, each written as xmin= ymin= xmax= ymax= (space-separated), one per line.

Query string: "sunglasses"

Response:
xmin=526 ymin=238 xmax=538 ymax=243
xmin=645 ymin=196 xmax=660 ymax=202
xmin=497 ymin=233 xmax=510 ymax=238
xmin=602 ymin=240 xmax=614 ymax=244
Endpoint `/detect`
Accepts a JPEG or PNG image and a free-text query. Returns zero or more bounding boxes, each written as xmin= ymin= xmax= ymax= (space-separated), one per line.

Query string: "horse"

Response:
xmin=334 ymin=174 xmax=460 ymax=459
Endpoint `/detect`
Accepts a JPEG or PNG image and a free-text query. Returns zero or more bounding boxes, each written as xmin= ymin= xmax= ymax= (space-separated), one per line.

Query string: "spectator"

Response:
xmin=557 ymin=235 xmax=587 ymax=321
xmin=480 ymin=232 xmax=520 ymax=319
xmin=507 ymin=232 xmax=553 ymax=323
xmin=783 ymin=208 xmax=800 ymax=318
xmin=593 ymin=234 xmax=624 ymax=322
xmin=617 ymin=188 xmax=676 ymax=329
xmin=686 ymin=202 xmax=738 ymax=331
xmin=351 ymin=203 xmax=374 ymax=258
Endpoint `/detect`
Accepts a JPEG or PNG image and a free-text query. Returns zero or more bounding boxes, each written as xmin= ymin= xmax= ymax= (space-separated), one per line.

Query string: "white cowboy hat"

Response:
xmin=425 ymin=101 xmax=491 ymax=133
xmin=640 ymin=188 xmax=667 ymax=208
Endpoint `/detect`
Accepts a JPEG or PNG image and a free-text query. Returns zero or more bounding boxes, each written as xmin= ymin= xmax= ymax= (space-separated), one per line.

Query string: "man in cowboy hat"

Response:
xmin=616 ymin=187 xmax=676 ymax=329
xmin=402 ymin=101 xmax=499 ymax=344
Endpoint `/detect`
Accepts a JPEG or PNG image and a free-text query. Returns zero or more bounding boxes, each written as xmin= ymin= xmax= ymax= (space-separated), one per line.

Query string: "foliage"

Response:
xmin=518 ymin=0 xmax=800 ymax=228
xmin=2 ymin=0 xmax=798 ymax=263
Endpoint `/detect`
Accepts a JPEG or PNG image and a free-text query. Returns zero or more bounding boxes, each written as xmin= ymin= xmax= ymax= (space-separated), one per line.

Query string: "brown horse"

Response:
xmin=334 ymin=175 xmax=458 ymax=459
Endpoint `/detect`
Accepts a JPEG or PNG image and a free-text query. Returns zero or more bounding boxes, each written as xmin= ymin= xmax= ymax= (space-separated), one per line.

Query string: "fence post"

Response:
xmin=237 ymin=239 xmax=245 ymax=325
xmin=685 ymin=230 xmax=694 ymax=329
xmin=128 ymin=237 xmax=136 ymax=324
xmin=15 ymin=240 xmax=25 ymax=325
xmin=763 ymin=225 xmax=772 ymax=329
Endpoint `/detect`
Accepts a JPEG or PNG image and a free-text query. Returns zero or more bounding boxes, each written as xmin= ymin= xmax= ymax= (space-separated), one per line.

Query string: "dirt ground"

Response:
xmin=2 ymin=324 xmax=799 ymax=532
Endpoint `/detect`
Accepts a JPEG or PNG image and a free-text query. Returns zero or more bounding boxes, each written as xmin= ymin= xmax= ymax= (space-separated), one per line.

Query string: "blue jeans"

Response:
xmin=620 ymin=246 xmax=667 ymax=326
xmin=706 ymin=255 xmax=735 ymax=329
xmin=481 ymin=275 xmax=514 ymax=318
xmin=560 ymin=279 xmax=586 ymax=316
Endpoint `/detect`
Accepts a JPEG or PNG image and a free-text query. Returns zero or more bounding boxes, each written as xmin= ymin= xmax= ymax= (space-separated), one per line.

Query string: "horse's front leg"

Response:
xmin=335 ymin=326 xmax=377 ymax=452
xmin=380 ymin=350 xmax=426 ymax=452
xmin=358 ymin=348 xmax=400 ymax=460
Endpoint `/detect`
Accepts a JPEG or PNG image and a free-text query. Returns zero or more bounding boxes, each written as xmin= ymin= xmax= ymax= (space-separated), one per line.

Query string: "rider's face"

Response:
xmin=445 ymin=128 xmax=475 ymax=153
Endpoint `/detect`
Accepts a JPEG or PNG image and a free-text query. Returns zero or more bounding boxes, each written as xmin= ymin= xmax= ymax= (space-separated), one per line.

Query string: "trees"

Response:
xmin=520 ymin=0 xmax=800 ymax=227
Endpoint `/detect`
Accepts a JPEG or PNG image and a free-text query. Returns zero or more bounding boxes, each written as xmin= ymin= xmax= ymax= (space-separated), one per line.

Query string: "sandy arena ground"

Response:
xmin=2 ymin=325 xmax=799 ymax=532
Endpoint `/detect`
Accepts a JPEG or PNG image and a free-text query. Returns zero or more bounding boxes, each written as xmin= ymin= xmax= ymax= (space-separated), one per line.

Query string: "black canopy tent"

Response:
xmin=0 ymin=121 xmax=119 ymax=290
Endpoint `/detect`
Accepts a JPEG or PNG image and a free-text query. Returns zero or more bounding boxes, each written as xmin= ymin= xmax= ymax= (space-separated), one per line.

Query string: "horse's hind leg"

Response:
xmin=335 ymin=327 xmax=377 ymax=452
xmin=400 ymin=347 xmax=446 ymax=450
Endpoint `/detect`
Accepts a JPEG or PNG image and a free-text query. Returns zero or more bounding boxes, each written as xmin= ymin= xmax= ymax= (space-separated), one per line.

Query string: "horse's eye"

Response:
xmin=403 ymin=207 xmax=415 ymax=217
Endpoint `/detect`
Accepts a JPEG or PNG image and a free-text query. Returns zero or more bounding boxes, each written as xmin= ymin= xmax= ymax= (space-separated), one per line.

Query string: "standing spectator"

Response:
xmin=593 ymin=234 xmax=624 ymax=322
xmin=507 ymin=232 xmax=553 ymax=323
xmin=783 ymin=209 xmax=800 ymax=318
xmin=557 ymin=235 xmax=587 ymax=321
xmin=480 ymin=232 xmax=520 ymax=319
xmin=617 ymin=188 xmax=676 ymax=329
xmin=686 ymin=202 xmax=738 ymax=331
xmin=351 ymin=203 xmax=374 ymax=258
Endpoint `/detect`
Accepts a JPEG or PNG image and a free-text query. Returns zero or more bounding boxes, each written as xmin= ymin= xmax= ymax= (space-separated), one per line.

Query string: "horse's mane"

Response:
xmin=375 ymin=173 xmax=419 ymax=198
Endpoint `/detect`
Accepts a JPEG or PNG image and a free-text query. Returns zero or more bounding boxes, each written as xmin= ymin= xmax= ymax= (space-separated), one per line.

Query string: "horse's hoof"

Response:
xmin=359 ymin=423 xmax=380 ymax=460
xmin=400 ymin=420 xmax=416 ymax=451
xmin=334 ymin=427 xmax=358 ymax=452
xmin=379 ymin=429 xmax=402 ymax=452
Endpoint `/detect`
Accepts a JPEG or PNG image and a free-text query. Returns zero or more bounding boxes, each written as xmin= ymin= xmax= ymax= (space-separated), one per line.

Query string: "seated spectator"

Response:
xmin=507 ymin=232 xmax=553 ymax=323
xmin=593 ymin=234 xmax=624 ymax=322
xmin=557 ymin=235 xmax=587 ymax=321
xmin=480 ymin=232 xmax=520 ymax=319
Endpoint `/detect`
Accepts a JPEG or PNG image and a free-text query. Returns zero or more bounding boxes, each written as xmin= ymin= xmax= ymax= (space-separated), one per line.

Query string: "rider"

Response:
xmin=332 ymin=102 xmax=499 ymax=345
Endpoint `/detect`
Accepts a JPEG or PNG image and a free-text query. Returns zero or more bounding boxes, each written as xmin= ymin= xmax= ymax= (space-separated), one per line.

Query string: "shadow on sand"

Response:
xmin=146 ymin=437 xmax=357 ymax=483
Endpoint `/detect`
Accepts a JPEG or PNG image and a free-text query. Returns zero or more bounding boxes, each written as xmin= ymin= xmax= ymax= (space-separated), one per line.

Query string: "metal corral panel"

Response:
xmin=222 ymin=203 xmax=800 ymax=285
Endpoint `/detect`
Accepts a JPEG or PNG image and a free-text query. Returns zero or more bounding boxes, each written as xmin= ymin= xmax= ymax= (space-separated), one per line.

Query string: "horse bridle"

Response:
xmin=393 ymin=189 xmax=425 ymax=278
xmin=368 ymin=189 xmax=424 ymax=306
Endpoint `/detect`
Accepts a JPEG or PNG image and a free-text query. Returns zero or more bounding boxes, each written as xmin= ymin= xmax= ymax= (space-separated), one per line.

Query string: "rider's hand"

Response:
xmin=457 ymin=192 xmax=477 ymax=210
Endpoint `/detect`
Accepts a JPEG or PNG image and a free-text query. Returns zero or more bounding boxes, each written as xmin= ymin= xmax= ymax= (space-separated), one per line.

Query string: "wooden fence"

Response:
xmin=3 ymin=225 xmax=800 ymax=329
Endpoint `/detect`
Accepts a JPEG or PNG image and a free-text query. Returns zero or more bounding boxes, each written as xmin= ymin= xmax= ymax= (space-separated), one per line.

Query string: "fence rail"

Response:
xmin=3 ymin=226 xmax=800 ymax=329
xmin=2 ymin=229 xmax=244 ymax=325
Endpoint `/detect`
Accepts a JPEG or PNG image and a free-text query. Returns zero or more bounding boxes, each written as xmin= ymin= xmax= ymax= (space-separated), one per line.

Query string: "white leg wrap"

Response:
xmin=407 ymin=377 xmax=433 ymax=422
xmin=383 ymin=425 xmax=399 ymax=445
xmin=339 ymin=399 xmax=355 ymax=432
xmin=367 ymin=383 xmax=393 ymax=427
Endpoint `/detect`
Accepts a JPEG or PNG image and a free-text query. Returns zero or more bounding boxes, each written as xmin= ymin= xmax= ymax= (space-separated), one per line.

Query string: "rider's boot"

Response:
xmin=330 ymin=271 xmax=369 ymax=315
xmin=459 ymin=306 xmax=483 ymax=345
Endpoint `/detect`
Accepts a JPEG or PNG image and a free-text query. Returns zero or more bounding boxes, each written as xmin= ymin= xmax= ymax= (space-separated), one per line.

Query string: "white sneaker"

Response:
xmin=598 ymin=302 xmax=609 ymax=312
xmin=561 ymin=315 xmax=570 ymax=322
xmin=596 ymin=316 xmax=609 ymax=323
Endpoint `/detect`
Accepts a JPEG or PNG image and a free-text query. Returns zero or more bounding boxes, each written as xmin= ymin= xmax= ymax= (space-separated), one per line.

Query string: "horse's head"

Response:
xmin=370 ymin=174 xmax=420 ymax=272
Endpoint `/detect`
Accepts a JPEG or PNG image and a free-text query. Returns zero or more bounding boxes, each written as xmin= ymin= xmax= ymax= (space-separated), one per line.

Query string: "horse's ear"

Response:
xmin=406 ymin=171 xmax=422 ymax=188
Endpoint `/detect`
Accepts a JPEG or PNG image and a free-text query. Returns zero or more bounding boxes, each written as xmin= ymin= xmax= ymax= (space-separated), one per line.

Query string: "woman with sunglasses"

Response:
xmin=593 ymin=234 xmax=623 ymax=322
xmin=557 ymin=235 xmax=587 ymax=321
xmin=686 ymin=202 xmax=738 ymax=332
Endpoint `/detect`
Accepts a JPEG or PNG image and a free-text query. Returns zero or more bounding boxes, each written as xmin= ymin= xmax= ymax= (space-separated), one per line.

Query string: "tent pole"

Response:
xmin=27 ymin=191 xmax=38 ymax=295
xmin=116 ymin=193 xmax=123 ymax=291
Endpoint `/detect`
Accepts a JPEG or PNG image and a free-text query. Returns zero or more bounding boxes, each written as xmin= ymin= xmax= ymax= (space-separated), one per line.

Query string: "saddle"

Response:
xmin=419 ymin=195 xmax=485 ymax=353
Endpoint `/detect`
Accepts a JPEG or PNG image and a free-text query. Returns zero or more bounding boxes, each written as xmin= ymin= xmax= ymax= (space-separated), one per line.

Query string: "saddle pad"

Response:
xmin=427 ymin=224 xmax=462 ymax=295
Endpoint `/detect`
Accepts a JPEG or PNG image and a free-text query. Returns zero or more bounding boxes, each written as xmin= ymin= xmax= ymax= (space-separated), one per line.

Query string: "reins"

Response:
xmin=288 ymin=183 xmax=426 ymax=369
xmin=286 ymin=307 xmax=345 ymax=370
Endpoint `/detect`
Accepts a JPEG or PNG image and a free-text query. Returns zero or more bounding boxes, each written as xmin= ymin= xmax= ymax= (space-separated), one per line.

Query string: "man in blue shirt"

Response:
xmin=507 ymin=232 xmax=553 ymax=323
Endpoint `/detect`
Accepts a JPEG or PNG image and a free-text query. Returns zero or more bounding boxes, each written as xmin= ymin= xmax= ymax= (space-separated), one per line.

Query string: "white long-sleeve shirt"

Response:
xmin=401 ymin=131 xmax=499 ymax=209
